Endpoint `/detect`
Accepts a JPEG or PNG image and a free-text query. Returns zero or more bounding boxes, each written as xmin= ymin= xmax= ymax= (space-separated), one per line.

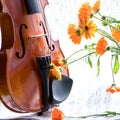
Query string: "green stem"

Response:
xmin=93 ymin=15 xmax=120 ymax=32
xmin=66 ymin=48 xmax=86 ymax=61
xmin=93 ymin=14 xmax=120 ymax=25
xmin=65 ymin=111 xmax=120 ymax=119
xmin=93 ymin=15 xmax=103 ymax=22
xmin=105 ymin=16 xmax=120 ymax=23
xmin=97 ymin=11 xmax=102 ymax=17
xmin=67 ymin=52 xmax=96 ymax=65
xmin=65 ymin=113 xmax=108 ymax=119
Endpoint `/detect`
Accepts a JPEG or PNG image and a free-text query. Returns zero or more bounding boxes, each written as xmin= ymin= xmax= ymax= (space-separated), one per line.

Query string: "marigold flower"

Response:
xmin=53 ymin=57 xmax=68 ymax=69
xmin=106 ymin=84 xmax=120 ymax=93
xmin=96 ymin=37 xmax=108 ymax=55
xmin=112 ymin=26 xmax=120 ymax=42
xmin=49 ymin=63 xmax=62 ymax=80
xmin=78 ymin=2 xmax=92 ymax=21
xmin=79 ymin=19 xmax=97 ymax=39
xmin=92 ymin=0 xmax=100 ymax=13
xmin=68 ymin=24 xmax=83 ymax=44
xmin=51 ymin=107 xmax=64 ymax=120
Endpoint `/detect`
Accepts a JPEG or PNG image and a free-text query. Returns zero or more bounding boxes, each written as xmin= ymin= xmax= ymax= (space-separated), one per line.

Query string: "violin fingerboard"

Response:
xmin=24 ymin=0 xmax=42 ymax=14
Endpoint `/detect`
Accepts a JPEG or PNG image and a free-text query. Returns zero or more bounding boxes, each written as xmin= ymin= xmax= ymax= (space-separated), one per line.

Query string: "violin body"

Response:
xmin=0 ymin=0 xmax=72 ymax=113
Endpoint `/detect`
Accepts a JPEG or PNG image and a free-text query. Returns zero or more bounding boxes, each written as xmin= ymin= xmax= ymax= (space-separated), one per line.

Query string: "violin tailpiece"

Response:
xmin=36 ymin=56 xmax=51 ymax=109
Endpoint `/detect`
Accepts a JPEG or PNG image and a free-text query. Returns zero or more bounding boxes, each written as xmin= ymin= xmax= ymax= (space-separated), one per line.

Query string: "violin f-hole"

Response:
xmin=39 ymin=21 xmax=55 ymax=51
xmin=16 ymin=24 xmax=27 ymax=58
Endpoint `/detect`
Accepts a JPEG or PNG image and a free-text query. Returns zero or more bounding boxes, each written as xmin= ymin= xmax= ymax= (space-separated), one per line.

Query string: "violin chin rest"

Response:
xmin=51 ymin=75 xmax=73 ymax=104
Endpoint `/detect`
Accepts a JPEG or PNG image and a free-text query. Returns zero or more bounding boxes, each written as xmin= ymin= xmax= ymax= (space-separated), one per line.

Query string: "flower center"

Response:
xmin=76 ymin=28 xmax=81 ymax=36
xmin=85 ymin=25 xmax=89 ymax=30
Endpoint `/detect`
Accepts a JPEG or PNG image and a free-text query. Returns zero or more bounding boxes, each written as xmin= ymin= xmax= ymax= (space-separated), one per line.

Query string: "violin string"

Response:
xmin=28 ymin=0 xmax=52 ymax=57
xmin=43 ymin=7 xmax=52 ymax=57
xmin=39 ymin=0 xmax=51 ymax=57
xmin=29 ymin=0 xmax=45 ymax=55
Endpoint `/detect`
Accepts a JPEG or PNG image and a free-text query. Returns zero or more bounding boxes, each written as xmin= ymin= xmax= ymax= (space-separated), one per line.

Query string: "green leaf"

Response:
xmin=113 ymin=55 xmax=119 ymax=74
xmin=96 ymin=56 xmax=100 ymax=76
xmin=88 ymin=56 xmax=92 ymax=68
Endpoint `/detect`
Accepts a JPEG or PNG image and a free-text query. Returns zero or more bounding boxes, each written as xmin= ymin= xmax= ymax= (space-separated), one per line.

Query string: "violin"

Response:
xmin=0 ymin=0 xmax=73 ymax=113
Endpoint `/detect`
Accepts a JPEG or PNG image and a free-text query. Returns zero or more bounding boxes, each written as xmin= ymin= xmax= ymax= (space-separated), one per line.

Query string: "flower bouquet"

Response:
xmin=48 ymin=0 xmax=120 ymax=119
xmin=50 ymin=0 xmax=120 ymax=93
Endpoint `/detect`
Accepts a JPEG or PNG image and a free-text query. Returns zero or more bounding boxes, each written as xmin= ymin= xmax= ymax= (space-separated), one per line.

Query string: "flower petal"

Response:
xmin=51 ymin=107 xmax=64 ymax=120
xmin=96 ymin=37 xmax=108 ymax=55
xmin=68 ymin=24 xmax=83 ymax=44
xmin=106 ymin=84 xmax=120 ymax=93
xmin=49 ymin=63 xmax=62 ymax=80
xmin=92 ymin=0 xmax=100 ymax=13
xmin=112 ymin=28 xmax=120 ymax=42
xmin=78 ymin=2 xmax=92 ymax=21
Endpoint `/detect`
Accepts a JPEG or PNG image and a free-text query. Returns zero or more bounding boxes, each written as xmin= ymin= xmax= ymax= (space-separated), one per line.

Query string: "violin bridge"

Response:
xmin=28 ymin=34 xmax=47 ymax=39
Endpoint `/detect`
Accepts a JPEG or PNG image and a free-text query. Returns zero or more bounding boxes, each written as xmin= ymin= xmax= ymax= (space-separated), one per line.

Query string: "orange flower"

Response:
xmin=96 ymin=37 xmax=108 ymax=55
xmin=79 ymin=19 xmax=97 ymax=39
xmin=106 ymin=84 xmax=120 ymax=93
xmin=68 ymin=24 xmax=83 ymax=44
xmin=78 ymin=2 xmax=92 ymax=21
xmin=49 ymin=63 xmax=62 ymax=80
xmin=53 ymin=57 xmax=68 ymax=69
xmin=112 ymin=26 xmax=120 ymax=42
xmin=51 ymin=107 xmax=64 ymax=120
xmin=92 ymin=0 xmax=100 ymax=13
